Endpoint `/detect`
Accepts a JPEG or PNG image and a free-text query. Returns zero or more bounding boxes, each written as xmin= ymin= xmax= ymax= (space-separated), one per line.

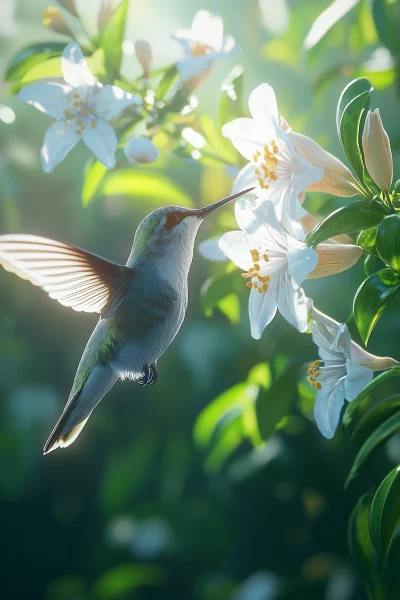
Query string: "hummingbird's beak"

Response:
xmin=194 ymin=187 xmax=255 ymax=219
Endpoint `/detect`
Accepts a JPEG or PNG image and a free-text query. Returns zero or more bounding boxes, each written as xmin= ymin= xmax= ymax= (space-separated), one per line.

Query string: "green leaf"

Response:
xmin=201 ymin=272 xmax=241 ymax=316
xmin=306 ymin=200 xmax=386 ymax=248
xmin=256 ymin=364 xmax=299 ymax=440
xmin=351 ymin=395 xmax=400 ymax=448
xmin=337 ymin=78 xmax=373 ymax=182
xmin=99 ymin=0 xmax=129 ymax=76
xmin=93 ymin=564 xmax=163 ymax=599
xmin=372 ymin=0 xmax=400 ymax=56
xmin=5 ymin=42 xmax=66 ymax=82
xmin=336 ymin=77 xmax=373 ymax=136
xmin=358 ymin=227 xmax=378 ymax=256
xmin=345 ymin=412 xmax=400 ymax=489
xmin=82 ymin=159 xmax=108 ymax=206
xmin=218 ymin=65 xmax=244 ymax=128
xmin=217 ymin=293 xmax=241 ymax=325
xmin=376 ymin=215 xmax=400 ymax=272
xmin=155 ymin=65 xmax=179 ymax=101
xmin=348 ymin=490 xmax=383 ymax=600
xmin=354 ymin=268 xmax=400 ymax=344
xmin=364 ymin=254 xmax=385 ymax=277
xmin=85 ymin=169 xmax=193 ymax=208
xmin=344 ymin=367 xmax=400 ymax=425
xmin=370 ymin=465 xmax=400 ymax=563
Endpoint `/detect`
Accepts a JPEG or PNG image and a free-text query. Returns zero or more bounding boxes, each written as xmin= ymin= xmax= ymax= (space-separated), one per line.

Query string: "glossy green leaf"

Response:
xmin=336 ymin=78 xmax=373 ymax=136
xmin=376 ymin=215 xmax=400 ymax=272
xmin=217 ymin=293 xmax=240 ymax=325
xmin=256 ymin=364 xmax=299 ymax=440
xmin=345 ymin=412 xmax=400 ymax=488
xmin=344 ymin=367 xmax=400 ymax=425
xmin=85 ymin=169 xmax=193 ymax=208
xmin=339 ymin=82 xmax=373 ymax=182
xmin=155 ymin=65 xmax=179 ymax=101
xmin=99 ymin=0 xmax=129 ymax=75
xmin=351 ymin=395 xmax=400 ymax=448
xmin=306 ymin=200 xmax=386 ymax=248
xmin=370 ymin=465 xmax=400 ymax=562
xmin=5 ymin=42 xmax=66 ymax=82
xmin=372 ymin=0 xmax=400 ymax=56
xmin=218 ymin=65 xmax=244 ymax=128
xmin=364 ymin=254 xmax=385 ymax=277
xmin=348 ymin=490 xmax=383 ymax=600
xmin=354 ymin=268 xmax=400 ymax=344
xmin=358 ymin=227 xmax=378 ymax=256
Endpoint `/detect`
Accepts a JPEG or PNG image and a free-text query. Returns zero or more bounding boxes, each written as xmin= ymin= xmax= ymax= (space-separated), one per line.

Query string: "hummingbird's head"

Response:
xmin=131 ymin=187 xmax=254 ymax=260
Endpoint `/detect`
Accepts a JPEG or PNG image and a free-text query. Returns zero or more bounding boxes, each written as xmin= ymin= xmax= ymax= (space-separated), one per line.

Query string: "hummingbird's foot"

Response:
xmin=137 ymin=362 xmax=158 ymax=387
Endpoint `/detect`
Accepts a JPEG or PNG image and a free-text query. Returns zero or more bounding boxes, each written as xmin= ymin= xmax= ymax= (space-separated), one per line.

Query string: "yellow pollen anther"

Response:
xmin=269 ymin=171 xmax=278 ymax=181
xmin=73 ymin=101 xmax=80 ymax=107
xmin=263 ymin=254 xmax=269 ymax=262
xmin=258 ymin=287 xmax=263 ymax=294
xmin=246 ymin=282 xmax=252 ymax=288
xmin=263 ymin=284 xmax=268 ymax=292
xmin=73 ymin=93 xmax=80 ymax=99
xmin=80 ymin=109 xmax=90 ymax=116
xmin=76 ymin=119 xmax=83 ymax=125
xmin=76 ymin=130 xmax=81 ymax=134
xmin=250 ymin=249 xmax=260 ymax=263
xmin=254 ymin=263 xmax=260 ymax=271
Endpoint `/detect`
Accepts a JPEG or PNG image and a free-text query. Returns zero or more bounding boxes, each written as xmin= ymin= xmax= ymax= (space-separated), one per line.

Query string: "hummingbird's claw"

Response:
xmin=137 ymin=362 xmax=159 ymax=387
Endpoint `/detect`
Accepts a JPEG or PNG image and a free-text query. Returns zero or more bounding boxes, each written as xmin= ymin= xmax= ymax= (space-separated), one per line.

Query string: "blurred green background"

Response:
xmin=1 ymin=0 xmax=400 ymax=599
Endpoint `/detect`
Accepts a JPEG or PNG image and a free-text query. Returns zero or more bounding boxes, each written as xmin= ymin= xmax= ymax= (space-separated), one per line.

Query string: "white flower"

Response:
xmin=19 ymin=43 xmax=141 ymax=173
xmin=308 ymin=305 xmax=400 ymax=438
xmin=223 ymin=84 xmax=324 ymax=230
xmin=124 ymin=137 xmax=159 ymax=165
xmin=219 ymin=199 xmax=318 ymax=339
xmin=172 ymin=10 xmax=235 ymax=85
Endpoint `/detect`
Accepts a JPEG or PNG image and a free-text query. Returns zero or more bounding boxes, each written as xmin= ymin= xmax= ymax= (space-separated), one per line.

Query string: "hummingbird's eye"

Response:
xmin=164 ymin=212 xmax=181 ymax=230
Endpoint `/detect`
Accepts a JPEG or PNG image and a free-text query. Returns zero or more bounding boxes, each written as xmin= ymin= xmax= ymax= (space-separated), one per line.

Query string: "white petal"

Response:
xmin=277 ymin=273 xmax=309 ymax=332
xmin=345 ymin=360 xmax=373 ymax=401
xmin=349 ymin=341 xmax=400 ymax=372
xmin=82 ymin=119 xmax=117 ymax=169
xmin=124 ymin=137 xmax=159 ymax=165
xmin=249 ymin=275 xmax=279 ymax=339
xmin=222 ymin=34 xmax=236 ymax=55
xmin=177 ymin=55 xmax=213 ymax=82
xmin=40 ymin=120 xmax=80 ymax=173
xmin=287 ymin=242 xmax=318 ymax=286
xmin=291 ymin=149 xmax=324 ymax=194
xmin=222 ymin=118 xmax=264 ymax=161
xmin=62 ymin=42 xmax=96 ymax=88
xmin=93 ymin=85 xmax=141 ymax=120
xmin=314 ymin=379 xmax=346 ymax=439
xmin=231 ymin=163 xmax=258 ymax=195
xmin=248 ymin=83 xmax=279 ymax=136
xmin=19 ymin=83 xmax=71 ymax=119
xmin=191 ymin=10 xmax=224 ymax=51
xmin=218 ymin=231 xmax=252 ymax=271
xmin=198 ymin=238 xmax=227 ymax=262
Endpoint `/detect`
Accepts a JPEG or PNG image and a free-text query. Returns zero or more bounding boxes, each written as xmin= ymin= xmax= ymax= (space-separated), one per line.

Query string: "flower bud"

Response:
xmin=43 ymin=6 xmax=74 ymax=36
xmin=134 ymin=40 xmax=152 ymax=79
xmin=308 ymin=243 xmax=363 ymax=279
xmin=362 ymin=109 xmax=393 ymax=192
xmin=288 ymin=130 xmax=358 ymax=197
xmin=98 ymin=0 xmax=114 ymax=33
xmin=124 ymin=137 xmax=160 ymax=165
xmin=58 ymin=0 xmax=79 ymax=18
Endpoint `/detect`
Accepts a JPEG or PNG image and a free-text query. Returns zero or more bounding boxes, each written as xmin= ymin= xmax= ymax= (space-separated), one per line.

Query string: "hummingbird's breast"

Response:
xmin=106 ymin=263 xmax=188 ymax=376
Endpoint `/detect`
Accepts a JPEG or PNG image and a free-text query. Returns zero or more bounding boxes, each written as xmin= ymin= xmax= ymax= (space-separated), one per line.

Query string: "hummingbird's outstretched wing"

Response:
xmin=0 ymin=234 xmax=132 ymax=313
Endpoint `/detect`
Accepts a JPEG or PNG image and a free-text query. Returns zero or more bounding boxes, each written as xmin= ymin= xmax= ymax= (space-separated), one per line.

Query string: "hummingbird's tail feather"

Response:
xmin=43 ymin=364 xmax=118 ymax=454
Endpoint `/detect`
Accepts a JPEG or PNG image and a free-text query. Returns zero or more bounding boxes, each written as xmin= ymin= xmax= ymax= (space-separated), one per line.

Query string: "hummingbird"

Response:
xmin=0 ymin=188 xmax=253 ymax=454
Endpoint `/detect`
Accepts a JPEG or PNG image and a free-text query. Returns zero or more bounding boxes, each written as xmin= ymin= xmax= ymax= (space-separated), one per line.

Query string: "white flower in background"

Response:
xmin=362 ymin=109 xmax=393 ymax=193
xmin=308 ymin=305 xmax=399 ymax=438
xmin=19 ymin=43 xmax=141 ymax=173
xmin=259 ymin=0 xmax=289 ymax=35
xmin=172 ymin=10 xmax=235 ymax=87
xmin=219 ymin=199 xmax=318 ymax=339
xmin=223 ymin=84 xmax=324 ymax=230
xmin=124 ymin=137 xmax=159 ymax=165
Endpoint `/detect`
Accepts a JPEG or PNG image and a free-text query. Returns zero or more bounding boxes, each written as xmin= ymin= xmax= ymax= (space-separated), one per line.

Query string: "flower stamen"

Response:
xmin=253 ymin=141 xmax=280 ymax=190
xmin=242 ymin=249 xmax=271 ymax=294
xmin=307 ymin=360 xmax=322 ymax=390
